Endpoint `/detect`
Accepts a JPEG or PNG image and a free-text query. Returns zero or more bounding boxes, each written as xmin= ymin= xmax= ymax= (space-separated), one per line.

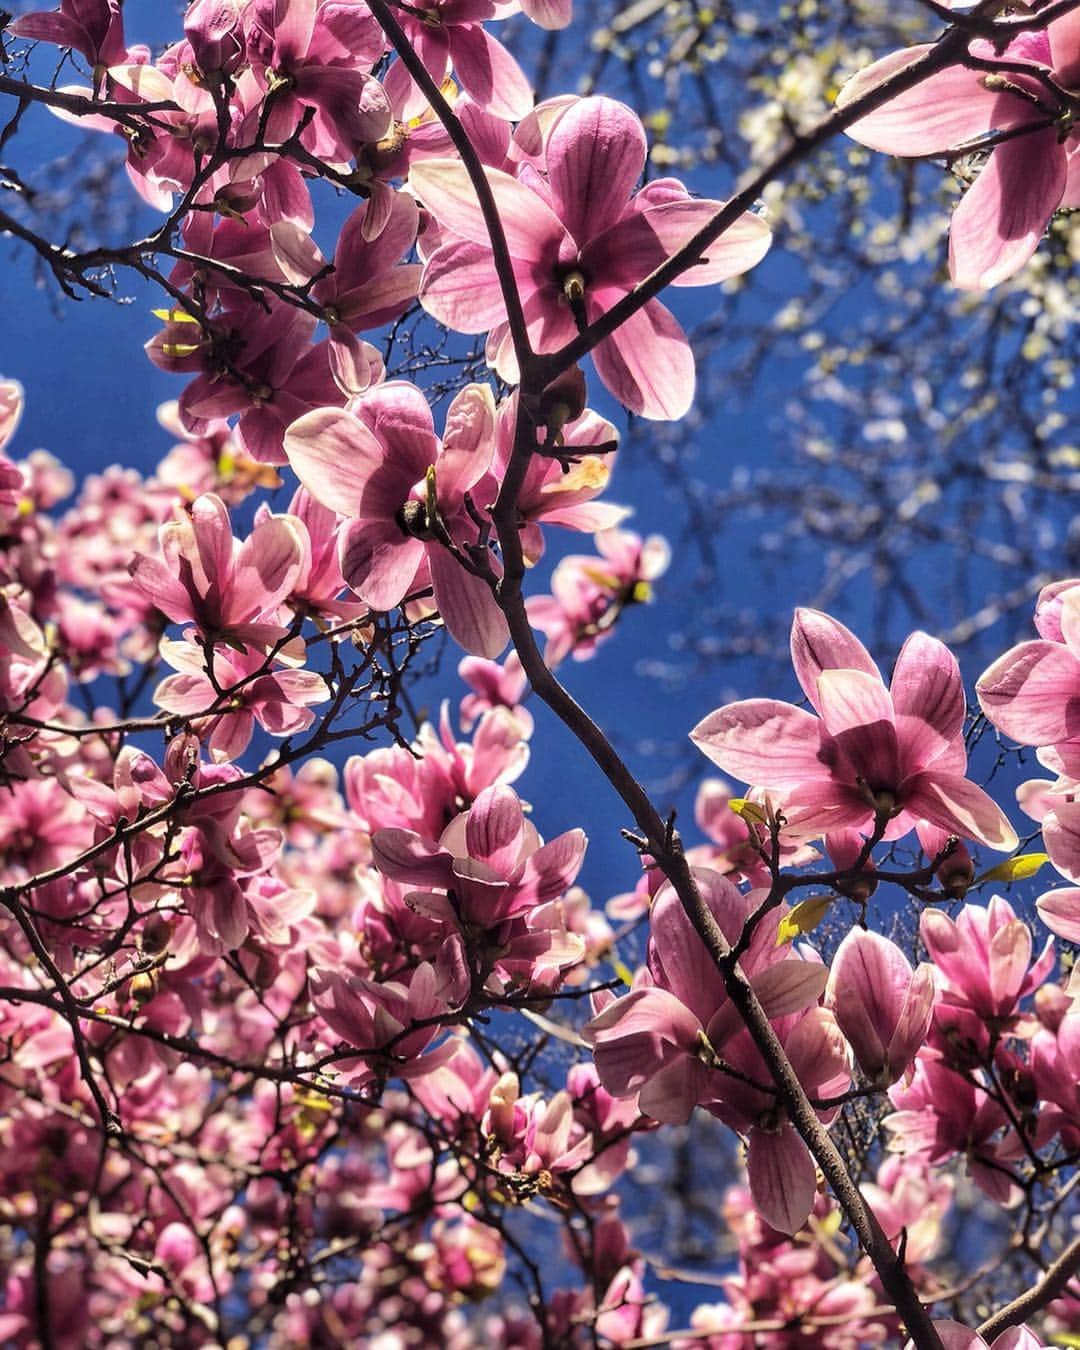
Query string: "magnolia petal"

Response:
xmin=547 ymin=96 xmax=647 ymax=246
xmin=891 ymin=630 xmax=965 ymax=754
xmin=449 ymin=25 xmax=533 ymax=122
xmin=428 ymin=544 xmax=508 ymax=659
xmin=977 ymin=639 xmax=1080 ymax=745
xmin=949 ymin=128 xmax=1068 ymax=291
xmin=284 ymin=407 xmax=384 ymax=517
xmin=839 ymin=47 xmax=1013 ymax=155
xmin=906 ymin=773 xmax=1018 ymax=852
xmin=519 ymin=0 xmax=573 ymax=29
xmin=1036 ymin=887 xmax=1080 ymax=943
xmin=418 ymin=240 xmax=508 ymax=333
xmin=372 ymin=828 xmax=452 ymax=886
xmin=816 ymin=669 xmax=900 ymax=788
xmin=465 ymin=784 xmax=525 ymax=873
xmin=790 ymin=607 xmax=881 ymax=710
xmin=691 ymin=698 xmax=824 ymax=789
xmin=590 ymin=295 xmax=695 ymax=420
xmin=746 ymin=1124 xmax=816 ymax=1236
xmin=339 ymin=519 xmax=424 ymax=611
xmin=409 ymin=159 xmax=565 ymax=261
xmin=586 ymin=199 xmax=771 ymax=289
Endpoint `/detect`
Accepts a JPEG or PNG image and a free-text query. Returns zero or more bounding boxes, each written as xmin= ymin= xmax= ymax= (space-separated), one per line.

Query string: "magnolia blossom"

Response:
xmin=284 ymin=381 xmax=509 ymax=657
xmin=840 ymin=13 xmax=1080 ymax=289
xmin=977 ymin=579 xmax=1080 ymax=775
xmin=824 ymin=928 xmax=935 ymax=1087
xmin=410 ymin=96 xmax=772 ymax=418
xmin=692 ymin=608 xmax=1017 ymax=850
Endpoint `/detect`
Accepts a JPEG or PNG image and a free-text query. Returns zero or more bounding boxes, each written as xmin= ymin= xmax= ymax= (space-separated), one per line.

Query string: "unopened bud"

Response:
xmin=1035 ymin=983 xmax=1070 ymax=1033
xmin=141 ymin=913 xmax=172 ymax=956
xmin=537 ymin=366 xmax=587 ymax=438
xmin=129 ymin=972 xmax=157 ymax=1006
xmin=936 ymin=838 xmax=974 ymax=900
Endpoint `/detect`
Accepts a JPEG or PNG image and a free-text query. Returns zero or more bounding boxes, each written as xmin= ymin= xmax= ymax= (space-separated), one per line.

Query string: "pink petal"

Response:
xmin=372 ymin=828 xmax=451 ymax=886
xmin=905 ymin=774 xmax=1018 ymax=852
xmin=826 ymin=929 xmax=911 ymax=1080
xmin=1036 ymin=887 xmax=1080 ymax=943
xmin=449 ymin=25 xmax=533 ymax=121
xmin=816 ymin=669 xmax=899 ymax=787
xmin=428 ymin=543 xmax=508 ymax=658
xmin=691 ymin=698 xmax=824 ymax=789
xmin=153 ymin=672 xmax=213 ymax=716
xmin=283 ymin=408 xmax=385 ymax=517
xmin=517 ymin=829 xmax=588 ymax=904
xmin=585 ymin=199 xmax=771 ymax=289
xmin=128 ymin=554 xmax=196 ymax=624
xmin=746 ymin=1124 xmax=816 ymax=1235
xmin=949 ymin=128 xmax=1068 ymax=291
xmin=519 ymin=0 xmax=572 ymax=28
xmin=637 ymin=1055 xmax=708 ymax=1125
xmin=1050 ymin=9 xmax=1080 ymax=89
xmin=465 ymin=784 xmax=525 ymax=872
xmin=590 ymin=295 xmax=695 ymax=420
xmin=748 ymin=960 xmax=829 ymax=1022
xmin=229 ymin=515 xmax=304 ymax=620
xmin=408 ymin=159 xmax=566 ymax=262
xmin=790 ymin=608 xmax=881 ymax=710
xmin=546 ymin=96 xmax=646 ymax=246
xmin=418 ymin=239 xmax=509 ymax=333
xmin=977 ymin=640 xmax=1080 ymax=745
xmin=839 ymin=47 xmax=1017 ymax=155
xmin=339 ymin=519 xmax=424 ymax=611
xmin=891 ymin=630 xmax=965 ymax=751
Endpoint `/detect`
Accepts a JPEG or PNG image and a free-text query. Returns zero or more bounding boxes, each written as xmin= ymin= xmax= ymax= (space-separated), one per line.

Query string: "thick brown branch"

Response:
xmin=977 ymin=1234 xmax=1080 ymax=1340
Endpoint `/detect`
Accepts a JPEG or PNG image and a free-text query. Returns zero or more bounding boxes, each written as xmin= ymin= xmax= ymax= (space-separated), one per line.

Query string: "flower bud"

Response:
xmin=184 ymin=0 xmax=245 ymax=76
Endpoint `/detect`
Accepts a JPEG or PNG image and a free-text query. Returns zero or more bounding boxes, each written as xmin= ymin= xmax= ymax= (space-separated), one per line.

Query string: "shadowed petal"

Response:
xmin=840 ymin=48 xmax=1022 ymax=154
xmin=746 ymin=1124 xmax=816 ymax=1235
xmin=950 ymin=128 xmax=1068 ymax=290
xmin=590 ymin=295 xmax=695 ymax=420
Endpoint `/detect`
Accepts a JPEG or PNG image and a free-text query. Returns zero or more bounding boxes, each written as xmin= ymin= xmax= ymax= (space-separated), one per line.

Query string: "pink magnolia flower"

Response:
xmin=310 ymin=191 xmax=422 ymax=354
xmin=9 ymin=0 xmax=129 ymax=76
xmin=458 ymin=652 xmax=531 ymax=733
xmin=147 ymin=298 xmax=364 ymax=464
xmin=977 ymin=579 xmax=1080 ymax=775
xmin=409 ymin=96 xmax=772 ymax=418
xmin=310 ymin=960 xmax=459 ymax=1086
xmin=691 ymin=608 xmax=1017 ymax=851
xmin=244 ymin=0 xmax=391 ymax=162
xmin=153 ymin=637 xmax=330 ymax=762
xmin=825 ymin=928 xmax=935 ymax=1087
xmin=921 ymin=896 xmax=1054 ymax=1028
xmin=284 ymin=381 xmax=509 ymax=657
xmin=526 ymin=528 xmax=670 ymax=665
xmin=840 ymin=14 xmax=1080 ymax=289
xmin=129 ymin=491 xmax=305 ymax=649
xmin=584 ymin=865 xmax=837 ymax=1232
xmin=371 ymin=782 xmax=586 ymax=930
xmin=479 ymin=391 xmax=626 ymax=565
xmin=885 ymin=1051 xmax=1021 ymax=1205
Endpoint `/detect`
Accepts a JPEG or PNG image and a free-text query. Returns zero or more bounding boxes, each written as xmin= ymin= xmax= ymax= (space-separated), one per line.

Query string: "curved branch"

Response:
xmin=977 ymin=1234 xmax=1080 ymax=1341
